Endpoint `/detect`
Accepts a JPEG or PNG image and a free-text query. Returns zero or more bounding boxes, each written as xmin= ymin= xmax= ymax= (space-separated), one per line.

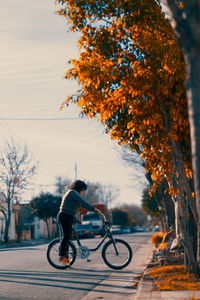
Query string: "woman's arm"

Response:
xmin=72 ymin=190 xmax=96 ymax=211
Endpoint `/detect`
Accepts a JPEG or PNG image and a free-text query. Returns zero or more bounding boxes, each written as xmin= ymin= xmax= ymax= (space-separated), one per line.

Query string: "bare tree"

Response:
xmin=84 ymin=181 xmax=119 ymax=208
xmin=54 ymin=176 xmax=72 ymax=196
xmin=120 ymin=146 xmax=147 ymax=188
xmin=0 ymin=138 xmax=37 ymax=243
xmin=54 ymin=176 xmax=119 ymax=208
xmin=97 ymin=184 xmax=119 ymax=209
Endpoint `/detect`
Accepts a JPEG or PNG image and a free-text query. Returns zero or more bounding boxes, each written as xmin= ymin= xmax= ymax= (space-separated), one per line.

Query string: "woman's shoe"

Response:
xmin=59 ymin=256 xmax=70 ymax=264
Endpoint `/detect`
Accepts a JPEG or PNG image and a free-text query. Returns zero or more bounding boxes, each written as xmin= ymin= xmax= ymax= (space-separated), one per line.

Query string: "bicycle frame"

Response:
xmin=75 ymin=230 xmax=107 ymax=251
xmin=48 ymin=215 xmax=132 ymax=270
xmin=56 ymin=216 xmax=119 ymax=255
xmin=72 ymin=223 xmax=119 ymax=254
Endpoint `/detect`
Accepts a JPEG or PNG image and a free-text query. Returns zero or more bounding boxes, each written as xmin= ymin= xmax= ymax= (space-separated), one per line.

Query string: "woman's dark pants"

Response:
xmin=58 ymin=212 xmax=74 ymax=256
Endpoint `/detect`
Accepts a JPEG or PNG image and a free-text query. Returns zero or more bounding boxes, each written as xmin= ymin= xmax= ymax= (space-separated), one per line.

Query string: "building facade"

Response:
xmin=0 ymin=204 xmax=58 ymax=243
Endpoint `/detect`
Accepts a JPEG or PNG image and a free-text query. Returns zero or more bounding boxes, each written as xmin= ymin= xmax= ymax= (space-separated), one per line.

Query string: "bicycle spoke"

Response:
xmin=106 ymin=244 xmax=129 ymax=263
xmin=102 ymin=239 xmax=132 ymax=269
xmin=47 ymin=238 xmax=76 ymax=269
xmin=47 ymin=214 xmax=132 ymax=271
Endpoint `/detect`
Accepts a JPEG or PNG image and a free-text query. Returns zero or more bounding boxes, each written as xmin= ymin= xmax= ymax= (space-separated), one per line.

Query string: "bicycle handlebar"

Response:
xmin=96 ymin=211 xmax=110 ymax=227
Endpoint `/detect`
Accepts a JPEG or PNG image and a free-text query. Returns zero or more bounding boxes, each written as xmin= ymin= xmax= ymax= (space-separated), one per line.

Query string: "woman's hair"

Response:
xmin=69 ymin=180 xmax=87 ymax=192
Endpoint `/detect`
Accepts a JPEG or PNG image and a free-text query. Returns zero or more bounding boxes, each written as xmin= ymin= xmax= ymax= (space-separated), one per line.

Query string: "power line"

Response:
xmin=0 ymin=117 xmax=80 ymax=121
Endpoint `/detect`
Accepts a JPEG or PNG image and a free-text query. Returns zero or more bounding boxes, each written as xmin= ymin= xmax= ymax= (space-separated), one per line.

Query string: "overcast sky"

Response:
xmin=0 ymin=0 xmax=147 ymax=207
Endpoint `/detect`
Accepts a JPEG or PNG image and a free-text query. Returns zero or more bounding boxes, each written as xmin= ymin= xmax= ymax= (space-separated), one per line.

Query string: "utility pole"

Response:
xmin=74 ymin=162 xmax=78 ymax=180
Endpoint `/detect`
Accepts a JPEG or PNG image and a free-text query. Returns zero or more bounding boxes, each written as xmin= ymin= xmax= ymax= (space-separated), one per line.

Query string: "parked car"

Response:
xmin=111 ymin=225 xmax=122 ymax=234
xmin=134 ymin=226 xmax=146 ymax=232
xmin=74 ymin=223 xmax=94 ymax=239
xmin=121 ymin=227 xmax=131 ymax=234
xmin=153 ymin=225 xmax=160 ymax=232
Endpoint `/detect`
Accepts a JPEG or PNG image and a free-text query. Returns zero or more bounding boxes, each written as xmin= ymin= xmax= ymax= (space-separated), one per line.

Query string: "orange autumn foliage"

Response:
xmin=57 ymin=0 xmax=192 ymax=191
xmin=151 ymin=232 xmax=165 ymax=247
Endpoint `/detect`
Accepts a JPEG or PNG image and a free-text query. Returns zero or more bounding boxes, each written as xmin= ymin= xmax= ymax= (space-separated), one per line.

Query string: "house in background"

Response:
xmin=0 ymin=209 xmax=16 ymax=242
xmin=31 ymin=215 xmax=58 ymax=239
xmin=0 ymin=203 xmax=58 ymax=243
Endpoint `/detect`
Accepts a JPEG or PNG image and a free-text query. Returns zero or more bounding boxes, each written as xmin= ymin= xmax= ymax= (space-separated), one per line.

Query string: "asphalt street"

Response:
xmin=0 ymin=232 xmax=153 ymax=300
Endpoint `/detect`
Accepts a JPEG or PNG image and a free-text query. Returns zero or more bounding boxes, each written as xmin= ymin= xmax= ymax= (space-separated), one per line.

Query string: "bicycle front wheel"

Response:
xmin=102 ymin=238 xmax=132 ymax=270
xmin=47 ymin=238 xmax=77 ymax=269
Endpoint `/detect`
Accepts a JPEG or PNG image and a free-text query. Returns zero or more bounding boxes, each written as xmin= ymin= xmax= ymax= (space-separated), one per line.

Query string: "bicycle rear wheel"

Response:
xmin=47 ymin=238 xmax=77 ymax=269
xmin=102 ymin=238 xmax=132 ymax=270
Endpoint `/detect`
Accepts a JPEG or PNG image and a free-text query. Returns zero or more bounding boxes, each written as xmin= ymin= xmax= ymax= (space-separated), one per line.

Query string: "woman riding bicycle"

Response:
xmin=57 ymin=179 xmax=101 ymax=263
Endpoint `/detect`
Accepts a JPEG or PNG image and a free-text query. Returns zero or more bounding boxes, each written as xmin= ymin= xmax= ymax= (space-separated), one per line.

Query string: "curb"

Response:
xmin=0 ymin=239 xmax=49 ymax=249
xmin=133 ymin=250 xmax=200 ymax=300
xmin=80 ymin=241 xmax=154 ymax=300
xmin=133 ymin=251 xmax=154 ymax=300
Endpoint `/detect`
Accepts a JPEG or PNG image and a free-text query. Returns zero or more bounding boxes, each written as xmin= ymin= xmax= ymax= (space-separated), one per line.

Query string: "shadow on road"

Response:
xmin=0 ymin=268 xmax=136 ymax=294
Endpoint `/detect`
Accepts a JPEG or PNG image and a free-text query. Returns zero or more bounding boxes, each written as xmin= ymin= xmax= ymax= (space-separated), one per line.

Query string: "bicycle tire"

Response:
xmin=102 ymin=238 xmax=132 ymax=270
xmin=47 ymin=238 xmax=77 ymax=269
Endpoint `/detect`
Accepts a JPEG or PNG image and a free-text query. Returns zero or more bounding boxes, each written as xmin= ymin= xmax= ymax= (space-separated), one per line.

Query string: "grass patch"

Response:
xmin=146 ymin=265 xmax=200 ymax=291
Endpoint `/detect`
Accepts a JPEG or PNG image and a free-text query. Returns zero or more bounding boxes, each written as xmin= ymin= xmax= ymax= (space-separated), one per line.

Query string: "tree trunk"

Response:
xmin=179 ymin=214 xmax=197 ymax=273
xmin=3 ymin=214 xmax=9 ymax=243
xmin=171 ymin=188 xmax=197 ymax=273
xmin=160 ymin=181 xmax=175 ymax=229
xmin=169 ymin=141 xmax=198 ymax=272
xmin=187 ymin=49 xmax=200 ymax=267
xmin=163 ymin=0 xmax=200 ymax=270
xmin=170 ymin=141 xmax=198 ymax=222
xmin=4 ymin=199 xmax=11 ymax=244
xmin=45 ymin=219 xmax=50 ymax=239
xmin=173 ymin=200 xmax=181 ymax=237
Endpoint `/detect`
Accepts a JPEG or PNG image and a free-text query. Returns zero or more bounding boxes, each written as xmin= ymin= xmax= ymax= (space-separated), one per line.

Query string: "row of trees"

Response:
xmin=55 ymin=176 xmax=119 ymax=208
xmin=30 ymin=177 xmax=120 ymax=238
xmin=56 ymin=0 xmax=200 ymax=274
xmin=29 ymin=191 xmax=147 ymax=238
xmin=112 ymin=204 xmax=148 ymax=227
xmin=0 ymin=137 xmax=146 ymax=242
xmin=0 ymin=136 xmax=120 ymax=242
xmin=30 ymin=177 xmax=147 ymax=236
xmin=0 ymin=140 xmax=140 ymax=242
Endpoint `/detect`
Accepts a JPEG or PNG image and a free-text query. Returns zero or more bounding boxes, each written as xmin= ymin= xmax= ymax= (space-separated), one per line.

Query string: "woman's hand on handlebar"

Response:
xmin=94 ymin=208 xmax=107 ymax=223
xmin=94 ymin=208 xmax=103 ymax=215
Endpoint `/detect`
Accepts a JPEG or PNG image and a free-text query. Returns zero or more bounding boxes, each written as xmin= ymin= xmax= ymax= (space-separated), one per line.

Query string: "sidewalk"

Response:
xmin=0 ymin=239 xmax=49 ymax=249
xmin=81 ymin=239 xmax=154 ymax=300
xmin=134 ymin=252 xmax=200 ymax=300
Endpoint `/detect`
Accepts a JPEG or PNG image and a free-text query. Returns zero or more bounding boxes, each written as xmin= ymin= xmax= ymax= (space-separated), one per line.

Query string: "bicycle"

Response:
xmin=47 ymin=213 xmax=133 ymax=270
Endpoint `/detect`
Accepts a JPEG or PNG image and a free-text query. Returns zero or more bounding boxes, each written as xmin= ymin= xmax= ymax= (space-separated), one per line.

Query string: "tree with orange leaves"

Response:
xmin=56 ymin=0 xmax=198 ymax=273
xmin=162 ymin=0 xmax=200 ymax=271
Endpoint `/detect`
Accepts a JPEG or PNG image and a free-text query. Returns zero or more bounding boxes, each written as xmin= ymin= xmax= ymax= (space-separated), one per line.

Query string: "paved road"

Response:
xmin=0 ymin=232 xmax=152 ymax=300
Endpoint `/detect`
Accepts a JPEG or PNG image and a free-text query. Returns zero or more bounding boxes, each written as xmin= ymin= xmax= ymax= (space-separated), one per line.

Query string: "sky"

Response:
xmin=0 ymin=0 xmax=147 ymax=207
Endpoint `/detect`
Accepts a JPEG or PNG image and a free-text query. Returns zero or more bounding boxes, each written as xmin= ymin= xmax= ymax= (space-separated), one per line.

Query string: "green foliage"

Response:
xmin=29 ymin=193 xmax=61 ymax=221
xmin=111 ymin=208 xmax=129 ymax=227
xmin=142 ymin=185 xmax=160 ymax=218
xmin=120 ymin=203 xmax=148 ymax=226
